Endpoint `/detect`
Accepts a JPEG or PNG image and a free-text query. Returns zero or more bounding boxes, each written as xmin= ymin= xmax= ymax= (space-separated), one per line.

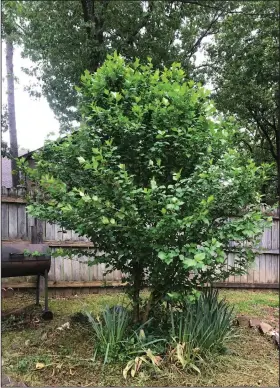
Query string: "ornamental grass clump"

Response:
xmin=86 ymin=306 xmax=130 ymax=363
xmin=169 ymin=288 xmax=235 ymax=372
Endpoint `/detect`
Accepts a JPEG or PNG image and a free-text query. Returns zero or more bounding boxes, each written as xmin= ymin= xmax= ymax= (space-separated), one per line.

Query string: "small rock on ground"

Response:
xmin=259 ymin=321 xmax=274 ymax=335
xmin=249 ymin=318 xmax=261 ymax=328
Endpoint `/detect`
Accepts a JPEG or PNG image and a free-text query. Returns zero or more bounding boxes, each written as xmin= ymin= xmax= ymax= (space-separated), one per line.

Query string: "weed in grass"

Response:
xmin=14 ymin=355 xmax=52 ymax=374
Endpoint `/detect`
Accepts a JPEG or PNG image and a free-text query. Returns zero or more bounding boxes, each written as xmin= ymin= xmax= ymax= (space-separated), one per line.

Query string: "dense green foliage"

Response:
xmin=5 ymin=0 xmax=237 ymax=129
xmin=20 ymin=54 xmax=271 ymax=321
xmin=2 ymin=1 xmax=277 ymax=200
xmin=202 ymin=1 xmax=279 ymax=201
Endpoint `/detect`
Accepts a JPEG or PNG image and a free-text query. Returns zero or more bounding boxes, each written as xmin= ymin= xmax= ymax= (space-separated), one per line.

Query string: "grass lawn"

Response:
xmin=2 ymin=290 xmax=279 ymax=387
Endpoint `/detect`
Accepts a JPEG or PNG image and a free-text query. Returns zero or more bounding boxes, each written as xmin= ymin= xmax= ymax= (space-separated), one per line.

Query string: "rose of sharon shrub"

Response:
xmin=20 ymin=53 xmax=271 ymax=322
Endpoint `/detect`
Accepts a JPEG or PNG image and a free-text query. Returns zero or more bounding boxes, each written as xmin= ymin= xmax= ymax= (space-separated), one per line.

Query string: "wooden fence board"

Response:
xmin=264 ymin=255 xmax=272 ymax=283
xmin=247 ymin=265 xmax=254 ymax=283
xmin=253 ymin=255 xmax=260 ymax=283
xmin=271 ymin=221 xmax=279 ymax=249
xmin=262 ymin=227 xmax=272 ymax=249
xmin=63 ymin=229 xmax=72 ymax=242
xmin=49 ymin=256 xmax=55 ymax=281
xmin=72 ymin=257 xmax=81 ymax=281
xmin=272 ymin=255 xmax=279 ymax=283
xmin=27 ymin=213 xmax=35 ymax=239
xmin=17 ymin=205 xmax=27 ymax=239
xmin=54 ymin=256 xmax=62 ymax=282
xmin=45 ymin=222 xmax=54 ymax=240
xmin=259 ymin=255 xmax=266 ymax=283
xmin=8 ymin=204 xmax=18 ymax=239
xmin=1 ymin=203 xmax=9 ymax=239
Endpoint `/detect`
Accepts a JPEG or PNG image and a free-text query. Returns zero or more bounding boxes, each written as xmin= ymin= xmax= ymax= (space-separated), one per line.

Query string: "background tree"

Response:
xmin=21 ymin=55 xmax=271 ymax=322
xmin=1 ymin=1 xmax=22 ymax=186
xmin=5 ymin=1 xmax=277 ymax=199
xmin=1 ymin=104 xmax=10 ymax=158
xmin=16 ymin=0 xmax=237 ymax=130
xmin=201 ymin=1 xmax=279 ymax=203
xmin=5 ymin=40 xmax=20 ymax=186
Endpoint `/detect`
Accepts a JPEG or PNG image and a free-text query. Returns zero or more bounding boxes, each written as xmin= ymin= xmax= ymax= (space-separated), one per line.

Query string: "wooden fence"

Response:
xmin=1 ymin=187 xmax=279 ymax=293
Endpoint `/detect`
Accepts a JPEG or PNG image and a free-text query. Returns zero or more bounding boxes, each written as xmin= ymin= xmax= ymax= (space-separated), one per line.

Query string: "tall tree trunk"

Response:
xmin=80 ymin=0 xmax=107 ymax=73
xmin=6 ymin=39 xmax=19 ymax=187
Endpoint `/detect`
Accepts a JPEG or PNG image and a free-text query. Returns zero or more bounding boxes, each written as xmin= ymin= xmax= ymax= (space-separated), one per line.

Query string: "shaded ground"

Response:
xmin=2 ymin=374 xmax=26 ymax=387
xmin=1 ymin=290 xmax=279 ymax=387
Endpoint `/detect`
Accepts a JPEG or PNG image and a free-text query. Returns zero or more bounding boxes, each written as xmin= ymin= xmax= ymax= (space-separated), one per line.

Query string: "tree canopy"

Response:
xmin=3 ymin=1 xmax=277 ymax=201
xmin=7 ymin=0 xmax=237 ymax=129
xmin=202 ymin=1 xmax=279 ymax=202
xmin=21 ymin=54 xmax=271 ymax=321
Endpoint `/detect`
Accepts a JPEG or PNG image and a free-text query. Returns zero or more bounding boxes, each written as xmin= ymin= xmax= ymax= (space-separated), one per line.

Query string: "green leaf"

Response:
xmin=101 ymin=216 xmax=109 ymax=224
xmin=77 ymin=156 xmax=86 ymax=164
xmin=92 ymin=159 xmax=99 ymax=170
xmin=194 ymin=253 xmax=206 ymax=262
xmin=183 ymin=259 xmax=197 ymax=268
xmin=158 ymin=252 xmax=166 ymax=260
xmin=150 ymin=178 xmax=157 ymax=190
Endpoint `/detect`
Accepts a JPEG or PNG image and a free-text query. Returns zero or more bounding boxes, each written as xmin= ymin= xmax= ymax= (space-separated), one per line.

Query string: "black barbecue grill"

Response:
xmin=1 ymin=242 xmax=53 ymax=320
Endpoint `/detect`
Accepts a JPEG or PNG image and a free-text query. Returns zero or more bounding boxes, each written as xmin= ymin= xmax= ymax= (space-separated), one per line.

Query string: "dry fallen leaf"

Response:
xmin=35 ymin=362 xmax=45 ymax=370
xmin=41 ymin=333 xmax=48 ymax=340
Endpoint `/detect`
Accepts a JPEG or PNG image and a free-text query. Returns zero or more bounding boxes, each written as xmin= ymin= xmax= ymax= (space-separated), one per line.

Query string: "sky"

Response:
xmin=2 ymin=43 xmax=60 ymax=152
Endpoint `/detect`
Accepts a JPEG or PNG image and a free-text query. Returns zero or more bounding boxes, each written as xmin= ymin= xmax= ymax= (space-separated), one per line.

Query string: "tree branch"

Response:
xmin=187 ymin=8 xmax=225 ymax=58
xmin=81 ymin=0 xmax=92 ymax=39
xmin=128 ymin=2 xmax=154 ymax=45
xmin=251 ymin=111 xmax=277 ymax=161
xmin=177 ymin=0 xmax=276 ymax=18
xmin=80 ymin=0 xmax=111 ymax=72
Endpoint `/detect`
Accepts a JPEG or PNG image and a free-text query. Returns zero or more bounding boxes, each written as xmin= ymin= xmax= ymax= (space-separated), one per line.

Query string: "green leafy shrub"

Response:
xmin=169 ymin=288 xmax=235 ymax=370
xmin=21 ymin=53 xmax=271 ymax=322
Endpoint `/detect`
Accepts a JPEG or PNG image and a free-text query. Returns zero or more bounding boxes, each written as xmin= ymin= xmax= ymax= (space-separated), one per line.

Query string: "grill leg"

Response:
xmin=41 ymin=269 xmax=53 ymax=321
xmin=36 ymin=275 xmax=40 ymax=306
xmin=44 ymin=269 xmax=48 ymax=311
